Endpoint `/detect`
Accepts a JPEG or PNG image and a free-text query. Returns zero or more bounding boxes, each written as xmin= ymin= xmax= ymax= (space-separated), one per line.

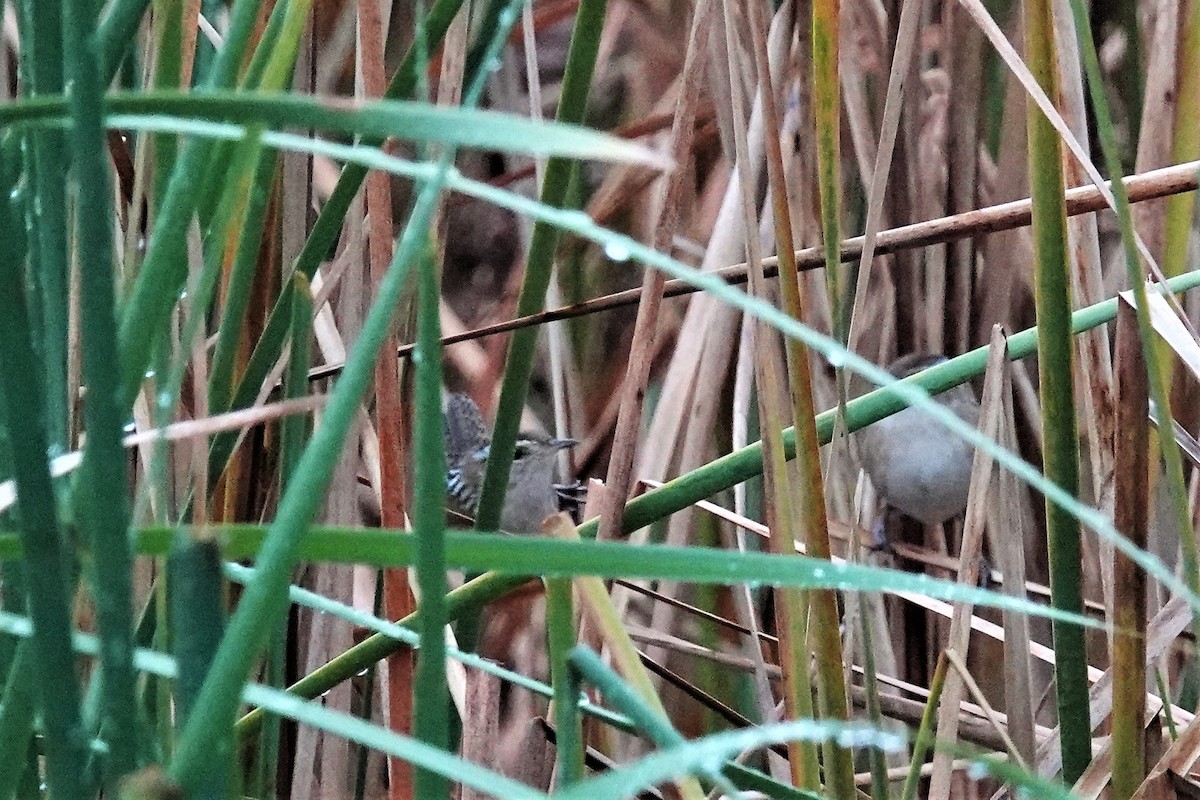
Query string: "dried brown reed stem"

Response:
xmin=303 ymin=159 xmax=1199 ymax=382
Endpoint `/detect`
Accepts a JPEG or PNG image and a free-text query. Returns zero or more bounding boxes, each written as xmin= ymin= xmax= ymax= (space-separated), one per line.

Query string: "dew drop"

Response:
xmin=604 ymin=240 xmax=632 ymax=262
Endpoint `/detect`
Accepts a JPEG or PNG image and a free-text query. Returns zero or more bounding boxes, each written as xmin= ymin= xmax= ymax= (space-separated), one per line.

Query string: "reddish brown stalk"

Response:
xmin=1111 ymin=301 xmax=1149 ymax=799
xmin=359 ymin=2 xmax=414 ymax=797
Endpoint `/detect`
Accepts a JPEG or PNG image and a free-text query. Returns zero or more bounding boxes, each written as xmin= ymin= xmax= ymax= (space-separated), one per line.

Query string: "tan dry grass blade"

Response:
xmin=845 ymin=0 xmax=924 ymax=359
xmin=459 ymin=669 xmax=503 ymax=800
xmin=188 ymin=255 xmax=210 ymax=526
xmin=1129 ymin=707 xmax=1200 ymax=799
xmin=928 ymin=327 xmax=1009 ymax=800
xmin=1071 ymin=747 xmax=1117 ymax=800
xmin=1124 ymin=290 xmax=1200 ymax=383
xmin=624 ymin=625 xmax=775 ymax=675
xmin=726 ymin=323 xmax=783 ymax=739
xmin=1132 ymin=0 xmax=1183 ymax=265
xmin=739 ymin=321 xmax=797 ymax=727
xmin=1026 ymin=593 xmax=1198 ymax=782
xmin=632 ymin=0 xmax=793 ymax=476
xmin=985 ymin=349 xmax=1038 ymax=766
xmin=596 ymin=0 xmax=714 ymax=547
xmin=440 ymin=300 xmax=495 ymax=388
xmin=944 ymin=648 xmax=1027 ymax=768
xmin=515 ymin=0 xmax=582 ymax=484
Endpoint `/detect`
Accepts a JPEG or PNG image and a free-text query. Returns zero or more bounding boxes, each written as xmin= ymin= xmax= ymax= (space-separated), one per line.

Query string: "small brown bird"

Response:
xmin=855 ymin=353 xmax=980 ymax=528
xmin=444 ymin=393 xmax=575 ymax=534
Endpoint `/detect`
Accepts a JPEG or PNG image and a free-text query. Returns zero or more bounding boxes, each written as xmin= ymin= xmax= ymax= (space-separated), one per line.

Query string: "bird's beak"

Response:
xmin=549 ymin=437 xmax=578 ymax=450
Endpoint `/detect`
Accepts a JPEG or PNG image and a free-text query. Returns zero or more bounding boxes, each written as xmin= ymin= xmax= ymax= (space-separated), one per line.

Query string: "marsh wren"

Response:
xmin=444 ymin=393 xmax=576 ymax=534
xmin=855 ymin=354 xmax=980 ymax=529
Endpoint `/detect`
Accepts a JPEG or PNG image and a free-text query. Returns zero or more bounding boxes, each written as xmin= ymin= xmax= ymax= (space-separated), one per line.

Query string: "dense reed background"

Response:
xmin=0 ymin=0 xmax=1198 ymax=798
